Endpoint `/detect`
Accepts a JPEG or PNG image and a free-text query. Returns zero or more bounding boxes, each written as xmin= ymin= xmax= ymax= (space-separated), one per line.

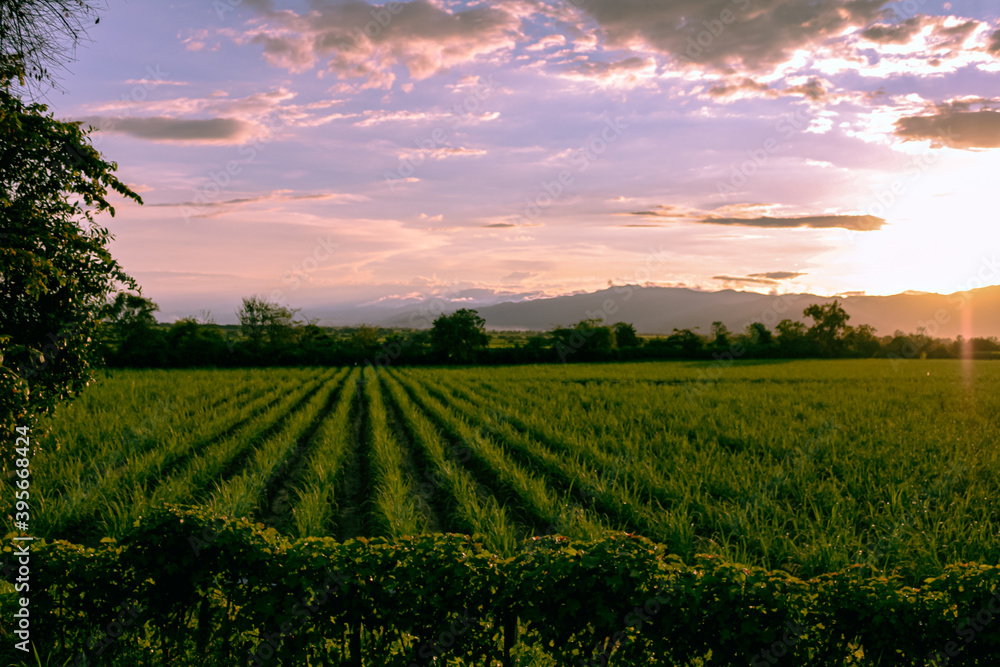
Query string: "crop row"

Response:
xmin=21 ymin=361 xmax=1000 ymax=582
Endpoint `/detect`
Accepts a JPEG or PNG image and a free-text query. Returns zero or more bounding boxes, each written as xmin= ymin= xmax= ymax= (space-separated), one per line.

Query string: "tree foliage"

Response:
xmin=0 ymin=58 xmax=140 ymax=462
xmin=613 ymin=321 xmax=640 ymax=348
xmin=99 ymin=292 xmax=161 ymax=364
xmin=236 ymin=295 xmax=299 ymax=355
xmin=430 ymin=308 xmax=490 ymax=363
xmin=97 ymin=297 xmax=985 ymax=368
xmin=804 ymin=300 xmax=851 ymax=357
xmin=0 ymin=1 xmax=103 ymax=94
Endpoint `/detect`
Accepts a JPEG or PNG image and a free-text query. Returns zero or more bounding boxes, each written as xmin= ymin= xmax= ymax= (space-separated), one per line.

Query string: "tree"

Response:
xmin=235 ymin=295 xmax=299 ymax=355
xmin=845 ymin=323 xmax=880 ymax=357
xmin=430 ymin=309 xmax=490 ymax=363
xmin=236 ymin=296 xmax=270 ymax=354
xmin=350 ymin=324 xmax=381 ymax=357
xmin=299 ymin=319 xmax=329 ymax=347
xmin=803 ymin=300 xmax=851 ymax=357
xmin=100 ymin=292 xmax=163 ymax=365
xmin=745 ymin=322 xmax=773 ymax=346
xmin=0 ymin=1 xmax=103 ymax=94
xmin=613 ymin=322 xmax=641 ymax=348
xmin=711 ymin=321 xmax=731 ymax=348
xmin=776 ymin=319 xmax=808 ymax=356
xmin=165 ymin=318 xmax=230 ymax=367
xmin=666 ymin=327 xmax=703 ymax=356
xmin=550 ymin=319 xmax=615 ymax=361
xmin=575 ymin=319 xmax=615 ymax=356
xmin=0 ymin=57 xmax=142 ymax=464
xmin=265 ymin=302 xmax=299 ymax=350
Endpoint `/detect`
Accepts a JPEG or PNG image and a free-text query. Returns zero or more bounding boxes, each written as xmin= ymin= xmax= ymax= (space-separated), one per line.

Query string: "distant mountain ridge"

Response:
xmin=319 ymin=285 xmax=1000 ymax=339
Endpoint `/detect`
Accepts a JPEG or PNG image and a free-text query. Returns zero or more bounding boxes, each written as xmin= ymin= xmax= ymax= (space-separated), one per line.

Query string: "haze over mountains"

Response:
xmin=309 ymin=285 xmax=1000 ymax=339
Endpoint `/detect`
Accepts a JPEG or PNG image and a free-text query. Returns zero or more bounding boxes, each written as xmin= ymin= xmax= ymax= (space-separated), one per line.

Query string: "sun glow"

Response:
xmin=822 ymin=148 xmax=1000 ymax=296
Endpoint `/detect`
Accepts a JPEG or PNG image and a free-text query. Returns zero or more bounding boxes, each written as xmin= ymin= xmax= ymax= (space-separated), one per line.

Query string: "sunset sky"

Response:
xmin=47 ymin=0 xmax=1000 ymax=322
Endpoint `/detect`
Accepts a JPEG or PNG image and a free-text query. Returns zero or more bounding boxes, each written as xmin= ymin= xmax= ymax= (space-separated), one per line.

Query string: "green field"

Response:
xmin=20 ymin=359 xmax=1000 ymax=582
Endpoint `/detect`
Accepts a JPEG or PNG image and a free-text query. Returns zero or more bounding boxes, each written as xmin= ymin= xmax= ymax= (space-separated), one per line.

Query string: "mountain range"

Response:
xmin=313 ymin=285 xmax=1000 ymax=339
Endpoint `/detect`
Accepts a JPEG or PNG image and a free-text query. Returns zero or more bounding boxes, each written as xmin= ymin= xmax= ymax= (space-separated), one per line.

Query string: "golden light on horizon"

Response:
xmin=822 ymin=147 xmax=1000 ymax=297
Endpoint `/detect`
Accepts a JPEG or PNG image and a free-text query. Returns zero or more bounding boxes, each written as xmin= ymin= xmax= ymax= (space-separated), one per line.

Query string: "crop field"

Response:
xmin=18 ymin=359 xmax=1000 ymax=583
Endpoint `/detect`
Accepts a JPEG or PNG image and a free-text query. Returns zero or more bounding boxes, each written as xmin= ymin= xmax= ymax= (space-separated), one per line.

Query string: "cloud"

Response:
xmin=78 ymin=116 xmax=259 ymax=144
xmin=990 ymin=29 xmax=1000 ymax=54
xmin=859 ymin=17 xmax=923 ymax=44
xmin=858 ymin=15 xmax=984 ymax=52
xmin=526 ymin=34 xmax=567 ymax=52
xmin=705 ymin=75 xmax=830 ymax=102
xmin=234 ymin=0 xmax=520 ymax=88
xmin=149 ymin=191 xmax=368 ymax=218
xmin=713 ymin=275 xmax=780 ymax=285
xmin=83 ymin=88 xmax=353 ymax=134
xmin=895 ymin=109 xmax=1000 ymax=149
xmin=355 ymin=109 xmax=451 ymax=126
xmin=570 ymin=0 xmax=886 ymax=71
xmin=707 ymin=77 xmax=772 ymax=99
xmin=502 ymin=271 xmax=535 ymax=282
xmin=123 ymin=78 xmax=188 ymax=86
xmin=625 ymin=206 xmax=885 ymax=231
xmin=561 ymin=56 xmax=660 ymax=88
xmin=625 ymin=204 xmax=691 ymax=218
xmin=781 ymin=77 xmax=828 ymax=101
xmin=748 ymin=271 xmax=806 ymax=280
xmin=399 ymin=146 xmax=487 ymax=160
xmin=698 ymin=214 xmax=885 ymax=231
xmin=845 ymin=14 xmax=997 ymax=78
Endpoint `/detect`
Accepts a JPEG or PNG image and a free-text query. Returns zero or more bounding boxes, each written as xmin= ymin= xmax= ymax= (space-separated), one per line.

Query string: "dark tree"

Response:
xmin=236 ymin=295 xmax=298 ymax=355
xmin=613 ymin=322 xmax=641 ymax=348
xmin=101 ymin=292 xmax=162 ymax=365
xmin=166 ymin=319 xmax=230 ymax=366
xmin=265 ymin=302 xmax=299 ymax=351
xmin=0 ymin=1 xmax=103 ymax=94
xmin=666 ymin=328 xmax=703 ymax=356
xmin=745 ymin=322 xmax=773 ymax=346
xmin=236 ymin=296 xmax=270 ymax=354
xmin=711 ymin=320 xmax=731 ymax=348
xmin=804 ymin=300 xmax=851 ymax=356
xmin=350 ymin=324 xmax=381 ymax=357
xmin=776 ymin=319 xmax=808 ymax=356
xmin=845 ymin=323 xmax=880 ymax=357
xmin=576 ymin=319 xmax=615 ymax=356
xmin=431 ymin=309 xmax=490 ymax=363
xmin=550 ymin=319 xmax=615 ymax=361
xmin=0 ymin=58 xmax=141 ymax=464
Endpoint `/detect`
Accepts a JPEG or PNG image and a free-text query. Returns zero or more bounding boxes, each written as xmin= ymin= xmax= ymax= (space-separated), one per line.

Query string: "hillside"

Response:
xmin=322 ymin=285 xmax=1000 ymax=338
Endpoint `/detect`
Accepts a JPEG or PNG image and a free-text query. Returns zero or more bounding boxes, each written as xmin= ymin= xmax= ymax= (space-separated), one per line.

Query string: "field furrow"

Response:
xmin=414 ymin=373 xmax=686 ymax=547
xmin=98 ymin=368 xmax=337 ymax=539
xmin=333 ymin=372 xmax=372 ymax=541
xmin=364 ymin=368 xmax=429 ymax=538
xmin=204 ymin=369 xmax=347 ymax=519
xmin=256 ymin=367 xmax=353 ymax=533
xmin=290 ymin=367 xmax=362 ymax=539
xmin=35 ymin=368 xmax=294 ymax=496
xmin=380 ymin=371 xmax=520 ymax=554
xmin=34 ymin=369 xmax=324 ymax=541
xmin=389 ymin=369 xmax=607 ymax=541
xmin=377 ymin=372 xmax=445 ymax=534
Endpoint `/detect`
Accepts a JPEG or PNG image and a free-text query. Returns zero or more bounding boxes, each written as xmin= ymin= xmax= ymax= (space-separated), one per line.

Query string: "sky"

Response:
xmin=43 ymin=0 xmax=1000 ymax=322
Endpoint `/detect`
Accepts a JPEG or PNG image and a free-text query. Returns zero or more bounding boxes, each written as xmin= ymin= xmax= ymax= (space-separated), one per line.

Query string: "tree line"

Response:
xmin=97 ymin=294 xmax=1000 ymax=369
